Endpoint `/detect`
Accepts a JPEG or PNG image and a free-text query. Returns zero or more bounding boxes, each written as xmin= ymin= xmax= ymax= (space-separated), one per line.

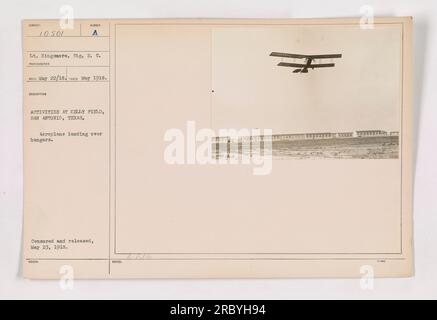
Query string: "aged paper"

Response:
xmin=22 ymin=18 xmax=413 ymax=279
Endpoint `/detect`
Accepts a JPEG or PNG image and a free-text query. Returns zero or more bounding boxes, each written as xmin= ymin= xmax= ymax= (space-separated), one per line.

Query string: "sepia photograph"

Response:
xmin=211 ymin=25 xmax=402 ymax=160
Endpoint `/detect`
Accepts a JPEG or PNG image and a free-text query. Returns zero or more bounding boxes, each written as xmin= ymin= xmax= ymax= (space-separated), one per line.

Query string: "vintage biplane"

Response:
xmin=270 ymin=52 xmax=342 ymax=73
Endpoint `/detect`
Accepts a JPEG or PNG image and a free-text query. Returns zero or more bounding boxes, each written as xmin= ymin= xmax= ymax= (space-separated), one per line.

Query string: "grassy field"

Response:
xmin=214 ymin=136 xmax=399 ymax=160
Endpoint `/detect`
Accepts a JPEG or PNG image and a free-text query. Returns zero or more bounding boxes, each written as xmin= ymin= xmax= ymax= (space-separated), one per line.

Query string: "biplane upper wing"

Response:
xmin=270 ymin=52 xmax=342 ymax=59
xmin=304 ymin=54 xmax=342 ymax=59
xmin=270 ymin=52 xmax=309 ymax=59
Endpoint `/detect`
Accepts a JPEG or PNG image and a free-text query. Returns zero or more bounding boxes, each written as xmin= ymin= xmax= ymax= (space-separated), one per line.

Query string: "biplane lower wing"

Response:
xmin=278 ymin=62 xmax=336 ymax=68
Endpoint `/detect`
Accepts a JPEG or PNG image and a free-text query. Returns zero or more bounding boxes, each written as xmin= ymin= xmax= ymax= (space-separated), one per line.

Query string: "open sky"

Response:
xmin=212 ymin=24 xmax=402 ymax=134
